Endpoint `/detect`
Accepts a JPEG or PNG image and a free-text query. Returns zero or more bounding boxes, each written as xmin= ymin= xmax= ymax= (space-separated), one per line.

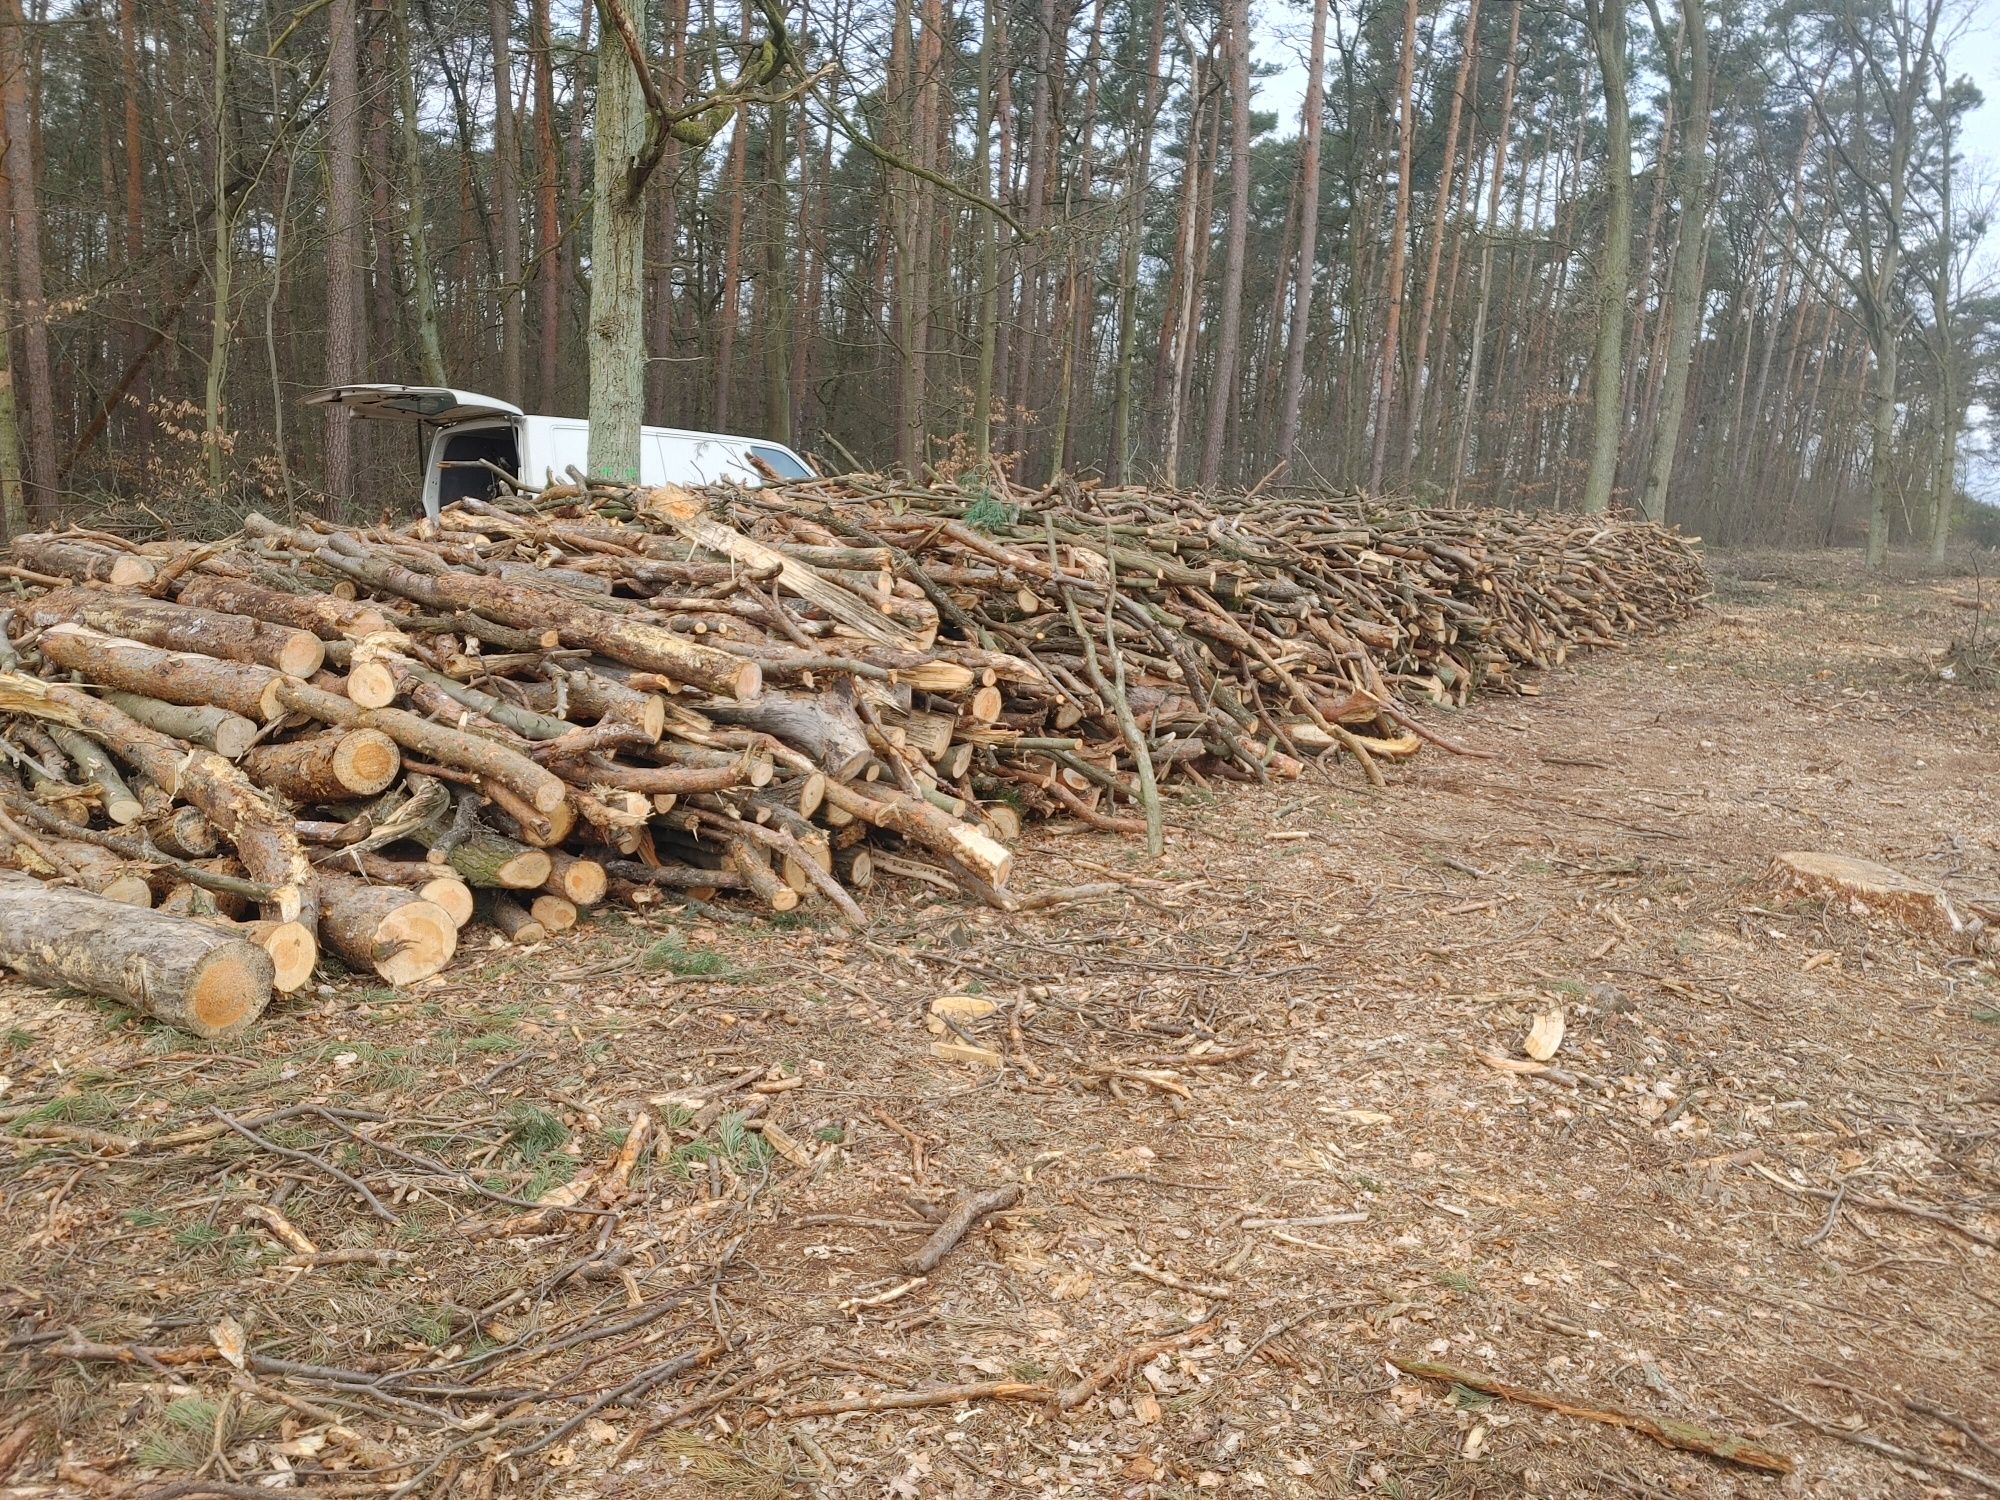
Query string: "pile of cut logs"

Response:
xmin=0 ymin=474 xmax=1705 ymax=1035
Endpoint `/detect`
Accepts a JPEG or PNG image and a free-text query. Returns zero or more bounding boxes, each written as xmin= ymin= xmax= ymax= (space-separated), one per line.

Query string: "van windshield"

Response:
xmin=747 ymin=444 xmax=811 ymax=480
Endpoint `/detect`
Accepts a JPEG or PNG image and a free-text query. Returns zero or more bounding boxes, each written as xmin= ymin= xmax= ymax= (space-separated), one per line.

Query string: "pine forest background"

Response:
xmin=1 ymin=0 xmax=1997 ymax=556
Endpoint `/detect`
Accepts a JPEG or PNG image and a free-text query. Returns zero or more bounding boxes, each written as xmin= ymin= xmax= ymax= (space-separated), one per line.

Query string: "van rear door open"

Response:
xmin=304 ymin=386 xmax=525 ymax=424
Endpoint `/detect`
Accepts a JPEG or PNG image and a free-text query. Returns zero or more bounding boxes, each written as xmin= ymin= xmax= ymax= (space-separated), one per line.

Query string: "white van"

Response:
xmin=307 ymin=384 xmax=815 ymax=521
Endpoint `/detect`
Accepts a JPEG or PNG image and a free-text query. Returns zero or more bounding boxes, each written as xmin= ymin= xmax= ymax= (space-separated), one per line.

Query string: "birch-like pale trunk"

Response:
xmin=585 ymin=0 xmax=650 ymax=482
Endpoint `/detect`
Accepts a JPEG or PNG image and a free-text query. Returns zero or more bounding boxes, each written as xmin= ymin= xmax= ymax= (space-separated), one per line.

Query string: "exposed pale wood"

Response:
xmin=38 ymin=623 xmax=285 ymax=721
xmin=542 ymin=849 xmax=608 ymax=906
xmin=242 ymin=729 xmax=400 ymax=802
xmin=0 ymin=870 xmax=271 ymax=1036
xmin=317 ymin=871 xmax=458 ymax=985
xmin=101 ymin=691 xmax=259 ymax=760
xmin=177 ymin=573 xmax=394 ymax=639
xmin=9 ymin=534 xmax=156 ymax=587
xmin=529 ymin=892 xmax=577 ymax=932
xmin=29 ymin=586 xmax=324 ymax=675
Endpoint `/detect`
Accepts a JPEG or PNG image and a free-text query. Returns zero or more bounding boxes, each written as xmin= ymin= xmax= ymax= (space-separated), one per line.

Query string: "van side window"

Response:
xmin=437 ymin=429 xmax=520 ymax=506
xmin=747 ymin=444 xmax=811 ymax=480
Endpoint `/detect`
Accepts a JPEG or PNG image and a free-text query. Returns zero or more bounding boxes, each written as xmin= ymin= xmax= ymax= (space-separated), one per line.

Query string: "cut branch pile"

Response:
xmin=0 ymin=475 xmax=1705 ymax=1030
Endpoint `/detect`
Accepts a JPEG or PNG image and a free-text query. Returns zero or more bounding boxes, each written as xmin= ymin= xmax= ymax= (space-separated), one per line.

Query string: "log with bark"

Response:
xmin=0 ymin=871 xmax=273 ymax=1036
xmin=0 ymin=480 xmax=1703 ymax=1013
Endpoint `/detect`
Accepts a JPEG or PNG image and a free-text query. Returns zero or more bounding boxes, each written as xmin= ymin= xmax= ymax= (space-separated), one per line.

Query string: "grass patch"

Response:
xmin=641 ymin=937 xmax=734 ymax=978
xmin=505 ymin=1104 xmax=567 ymax=1162
xmin=402 ymin=1306 xmax=458 ymax=1347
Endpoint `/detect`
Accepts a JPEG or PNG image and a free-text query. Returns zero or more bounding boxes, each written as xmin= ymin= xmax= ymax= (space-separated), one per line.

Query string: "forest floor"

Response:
xmin=2 ymin=550 xmax=1997 ymax=1500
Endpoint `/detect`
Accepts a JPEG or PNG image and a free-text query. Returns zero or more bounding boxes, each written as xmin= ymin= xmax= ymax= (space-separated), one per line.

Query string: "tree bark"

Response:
xmin=1276 ymin=0 xmax=1330 ymax=469
xmin=1580 ymin=0 xmax=1632 ymax=515
xmin=242 ymin=730 xmax=401 ymax=803
xmin=0 ymin=871 xmax=273 ymax=1036
xmin=1400 ymin=0 xmax=1481 ymax=478
xmin=324 ymin=0 xmax=363 ymax=515
xmin=317 ymin=870 xmax=458 ymax=984
xmin=1364 ymin=0 xmax=1420 ymax=493
xmin=490 ymin=0 xmax=524 ymax=403
xmin=29 ymin=587 xmax=326 ymax=676
xmin=586 ymin=0 xmax=651 ymax=481
xmin=531 ymin=0 xmax=562 ymax=410
xmin=0 ymin=0 xmax=58 ymax=522
xmin=1637 ymin=0 xmax=1710 ymax=522
xmin=1197 ymin=0 xmax=1252 ymax=491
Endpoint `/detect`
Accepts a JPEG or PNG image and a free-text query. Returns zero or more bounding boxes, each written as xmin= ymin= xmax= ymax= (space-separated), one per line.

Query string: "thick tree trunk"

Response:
xmin=489 ymin=0 xmax=524 ymax=403
xmin=7 ymin=536 xmax=152 ymax=587
xmin=37 ymin=623 xmax=288 ymax=721
xmin=1638 ymin=0 xmax=1711 ymax=522
xmin=0 ymin=872 xmax=274 ymax=1036
xmin=176 ymin=575 xmax=394 ymax=640
xmin=531 ymin=0 xmax=561 ymax=410
xmin=1364 ymin=0 xmax=1420 ymax=493
xmin=586 ymin=0 xmax=649 ymax=481
xmin=714 ymin=4 xmax=751 ymax=435
xmin=1106 ymin=0 xmax=1165 ymax=482
xmin=1400 ymin=0 xmax=1481 ymax=478
xmin=394 ymin=0 xmax=449 ymax=386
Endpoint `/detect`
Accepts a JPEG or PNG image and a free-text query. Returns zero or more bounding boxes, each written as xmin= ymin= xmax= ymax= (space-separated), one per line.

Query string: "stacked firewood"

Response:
xmin=0 ymin=476 xmax=1704 ymax=1035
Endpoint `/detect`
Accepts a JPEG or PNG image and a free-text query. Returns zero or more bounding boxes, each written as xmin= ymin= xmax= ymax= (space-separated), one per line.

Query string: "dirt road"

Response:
xmin=2 ymin=554 xmax=1995 ymax=1497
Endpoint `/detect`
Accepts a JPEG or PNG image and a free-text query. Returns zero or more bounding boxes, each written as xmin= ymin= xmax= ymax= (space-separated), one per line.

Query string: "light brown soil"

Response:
xmin=1 ymin=553 xmax=1995 ymax=1498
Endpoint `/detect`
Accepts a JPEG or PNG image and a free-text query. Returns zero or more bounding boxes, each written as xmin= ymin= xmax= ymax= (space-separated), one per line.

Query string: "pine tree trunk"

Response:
xmin=1198 ymin=0 xmax=1251 ymax=491
xmin=1276 ymin=0 xmax=1329 ymax=469
xmin=1364 ymin=0 xmax=1420 ymax=493
xmin=489 ymin=0 xmax=523 ymax=403
xmin=323 ymin=0 xmax=362 ymax=516
xmin=201 ymin=0 xmax=232 ymax=492
xmin=713 ymin=4 xmax=751 ymax=435
xmin=1400 ymin=0 xmax=1480 ymax=478
xmin=1580 ymin=0 xmax=1632 ymax=515
xmin=970 ymin=0 xmax=1000 ymax=464
xmin=118 ymin=0 xmax=150 ymax=445
xmin=531 ymin=0 xmax=561 ymax=410
xmin=1638 ymin=0 xmax=1710 ymax=523
xmin=1106 ymin=0 xmax=1165 ymax=483
xmin=0 ymin=873 xmax=274 ymax=1037
xmin=764 ymin=91 xmax=792 ymax=443
xmin=394 ymin=0 xmax=447 ymax=386
xmin=1 ymin=0 xmax=57 ymax=522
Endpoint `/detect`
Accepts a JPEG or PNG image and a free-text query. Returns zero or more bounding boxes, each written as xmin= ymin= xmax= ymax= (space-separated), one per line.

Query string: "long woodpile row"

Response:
xmin=0 ymin=475 xmax=1705 ymax=1036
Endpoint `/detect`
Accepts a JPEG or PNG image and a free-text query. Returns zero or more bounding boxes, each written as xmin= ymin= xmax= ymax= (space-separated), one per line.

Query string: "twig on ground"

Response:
xmin=902 ymin=1183 xmax=1021 ymax=1274
xmin=1394 ymin=1358 xmax=1792 ymax=1474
